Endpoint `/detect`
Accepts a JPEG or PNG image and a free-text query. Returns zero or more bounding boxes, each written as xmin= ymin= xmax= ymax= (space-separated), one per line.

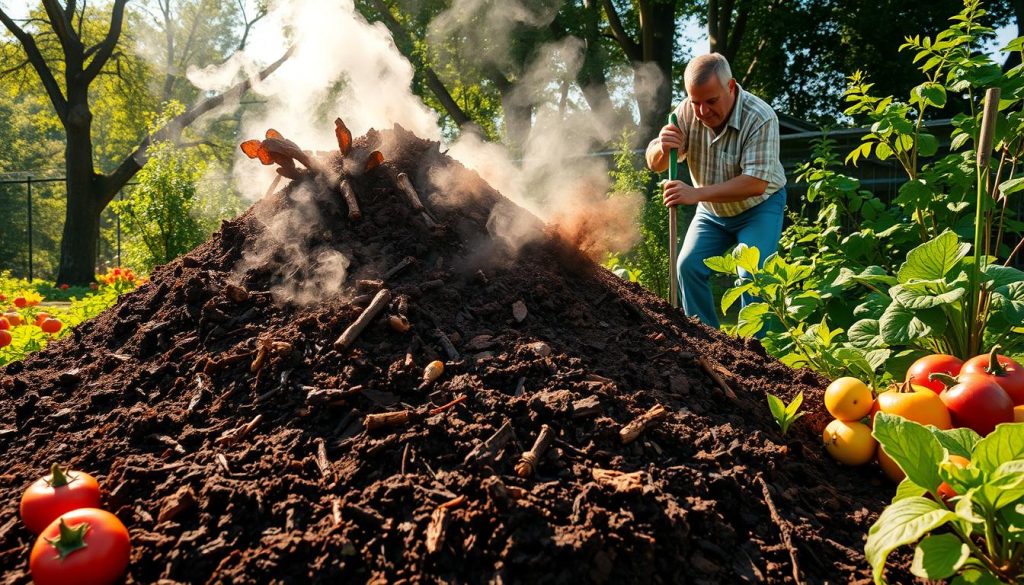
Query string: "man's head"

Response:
xmin=683 ymin=53 xmax=736 ymax=131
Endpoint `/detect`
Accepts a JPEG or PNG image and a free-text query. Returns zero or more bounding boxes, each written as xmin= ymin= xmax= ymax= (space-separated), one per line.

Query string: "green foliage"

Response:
xmin=109 ymin=103 xmax=217 ymax=271
xmin=765 ymin=391 xmax=806 ymax=436
xmin=718 ymin=1 xmax=1024 ymax=383
xmin=603 ymin=130 xmax=670 ymax=299
xmin=0 ymin=273 xmax=130 ymax=367
xmin=868 ymin=413 xmax=1024 ymax=584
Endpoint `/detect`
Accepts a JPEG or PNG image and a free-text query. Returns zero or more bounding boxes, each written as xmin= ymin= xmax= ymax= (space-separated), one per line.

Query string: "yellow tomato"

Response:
xmin=823 ymin=419 xmax=877 ymax=466
xmin=824 ymin=377 xmax=873 ymax=421
xmin=877 ymin=447 xmax=905 ymax=482
xmin=875 ymin=383 xmax=952 ymax=430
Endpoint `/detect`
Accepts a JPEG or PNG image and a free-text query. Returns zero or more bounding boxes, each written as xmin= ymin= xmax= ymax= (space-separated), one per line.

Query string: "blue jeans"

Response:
xmin=677 ymin=188 xmax=787 ymax=329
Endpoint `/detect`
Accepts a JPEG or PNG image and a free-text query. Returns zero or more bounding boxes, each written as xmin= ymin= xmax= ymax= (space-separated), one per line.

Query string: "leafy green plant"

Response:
xmin=713 ymin=1 xmax=1024 ymax=383
xmin=867 ymin=412 xmax=1024 ymax=584
xmin=765 ymin=391 xmax=806 ymax=436
xmin=604 ymin=130 xmax=670 ymax=299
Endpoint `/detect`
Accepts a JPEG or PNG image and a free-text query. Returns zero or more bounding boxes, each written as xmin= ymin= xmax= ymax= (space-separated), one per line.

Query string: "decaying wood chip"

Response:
xmin=512 ymin=300 xmax=528 ymax=323
xmin=224 ymin=284 xmax=249 ymax=303
xmin=515 ymin=424 xmax=554 ymax=478
xmin=425 ymin=506 xmax=450 ymax=554
xmin=151 ymin=434 xmax=187 ymax=455
xmin=364 ymin=395 xmax=467 ymax=432
xmin=331 ymin=498 xmax=342 ymax=526
xmin=382 ymin=257 xmax=415 ymax=281
xmin=465 ymin=335 xmax=494 ymax=351
xmin=619 ymin=404 xmax=669 ymax=445
xmin=335 ymin=289 xmax=392 ymax=350
xmin=188 ymin=373 xmax=212 ymax=413
xmin=216 ymin=414 xmax=263 ymax=446
xmin=697 ymin=357 xmax=739 ymax=400
xmin=339 ymin=179 xmax=361 ymax=221
xmin=215 ymin=453 xmax=231 ymax=475
xmin=356 ymin=279 xmax=383 ymax=292
xmin=157 ymin=486 xmax=197 ymax=524
xmin=464 ymin=420 xmax=515 ymax=465
xmin=592 ymin=468 xmax=645 ymax=494
xmin=434 ymin=329 xmax=460 ymax=361
xmin=571 ymin=396 xmax=601 ymax=419
xmin=305 ymin=386 xmax=361 ymax=407
xmin=314 ymin=438 xmax=331 ymax=480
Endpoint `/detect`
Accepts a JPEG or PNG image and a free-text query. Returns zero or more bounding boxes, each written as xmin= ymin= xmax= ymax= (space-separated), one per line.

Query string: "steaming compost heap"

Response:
xmin=0 ymin=122 xmax=909 ymax=584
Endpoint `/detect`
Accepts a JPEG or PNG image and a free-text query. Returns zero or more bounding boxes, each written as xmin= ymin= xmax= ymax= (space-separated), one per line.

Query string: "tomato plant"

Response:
xmin=868 ymin=414 xmax=1023 ymax=584
xmin=29 ymin=508 xmax=130 ymax=585
xmin=961 ymin=346 xmax=1024 ymax=405
xmin=20 ymin=464 xmax=102 ymax=534
xmin=905 ymin=354 xmax=963 ymax=394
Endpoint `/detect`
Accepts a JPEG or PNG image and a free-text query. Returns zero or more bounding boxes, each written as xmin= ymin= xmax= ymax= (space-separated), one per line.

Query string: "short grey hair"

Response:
xmin=684 ymin=53 xmax=732 ymax=89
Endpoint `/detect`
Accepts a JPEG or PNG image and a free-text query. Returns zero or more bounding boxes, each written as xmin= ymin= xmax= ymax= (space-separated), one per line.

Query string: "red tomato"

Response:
xmin=20 ymin=464 xmax=102 ymax=534
xmin=13 ymin=296 xmax=27 ymax=308
xmin=0 ymin=316 xmax=9 ymax=330
xmin=961 ymin=347 xmax=1024 ymax=405
xmin=34 ymin=312 xmax=50 ymax=326
xmin=939 ymin=374 xmax=1015 ymax=436
xmin=40 ymin=318 xmax=63 ymax=334
xmin=0 ymin=329 xmax=11 ymax=349
xmin=59 ymin=284 xmax=69 ymax=290
xmin=29 ymin=508 xmax=130 ymax=585
xmin=4 ymin=311 xmax=22 ymax=326
xmin=905 ymin=354 xmax=964 ymax=394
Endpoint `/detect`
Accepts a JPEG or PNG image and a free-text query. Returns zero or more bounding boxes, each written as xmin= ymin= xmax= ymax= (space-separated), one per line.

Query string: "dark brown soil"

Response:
xmin=0 ymin=125 xmax=909 ymax=584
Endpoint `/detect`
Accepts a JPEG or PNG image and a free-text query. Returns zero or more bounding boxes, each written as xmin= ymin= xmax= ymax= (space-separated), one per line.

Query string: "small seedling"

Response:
xmin=767 ymin=391 xmax=806 ymax=436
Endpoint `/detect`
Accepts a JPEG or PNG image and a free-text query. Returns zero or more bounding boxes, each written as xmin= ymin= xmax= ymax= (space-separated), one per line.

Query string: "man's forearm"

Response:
xmin=695 ymin=174 xmax=769 ymax=203
xmin=646 ymin=139 xmax=669 ymax=173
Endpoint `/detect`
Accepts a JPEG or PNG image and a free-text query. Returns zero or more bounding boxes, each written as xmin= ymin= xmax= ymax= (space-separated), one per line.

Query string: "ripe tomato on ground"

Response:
xmin=877 ymin=448 xmax=905 ymax=482
xmin=823 ymin=419 xmax=877 ymax=465
xmin=874 ymin=380 xmax=952 ymax=429
xmin=961 ymin=347 xmax=1024 ymax=405
xmin=13 ymin=296 xmax=27 ymax=308
xmin=4 ymin=311 xmax=22 ymax=326
xmin=20 ymin=464 xmax=102 ymax=534
xmin=905 ymin=354 xmax=963 ymax=394
xmin=0 ymin=329 xmax=11 ymax=349
xmin=939 ymin=374 xmax=1014 ymax=436
xmin=29 ymin=508 xmax=130 ymax=585
xmin=34 ymin=312 xmax=50 ymax=326
xmin=40 ymin=318 xmax=62 ymax=334
xmin=824 ymin=377 xmax=873 ymax=421
xmin=0 ymin=316 xmax=9 ymax=330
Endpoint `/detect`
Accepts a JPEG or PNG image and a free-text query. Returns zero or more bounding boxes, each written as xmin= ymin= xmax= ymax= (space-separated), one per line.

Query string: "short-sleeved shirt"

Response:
xmin=651 ymin=84 xmax=786 ymax=217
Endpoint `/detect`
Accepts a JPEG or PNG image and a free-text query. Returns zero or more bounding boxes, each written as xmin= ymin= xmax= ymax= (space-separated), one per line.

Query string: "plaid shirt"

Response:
xmin=647 ymin=84 xmax=786 ymax=217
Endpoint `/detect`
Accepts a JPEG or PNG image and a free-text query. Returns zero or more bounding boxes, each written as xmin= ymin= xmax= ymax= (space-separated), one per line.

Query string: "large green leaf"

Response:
xmin=897 ymin=231 xmax=971 ymax=283
xmin=704 ymin=255 xmax=736 ymax=274
xmin=930 ymin=427 xmax=981 ymax=459
xmin=910 ymin=533 xmax=968 ymax=580
xmin=981 ymin=265 xmax=1024 ymax=289
xmin=979 ymin=460 xmax=1024 ymax=511
xmin=721 ymin=283 xmax=753 ymax=314
xmin=879 ymin=303 xmax=945 ymax=345
xmin=848 ymin=319 xmax=885 ymax=348
xmin=989 ymin=282 xmax=1024 ymax=327
xmin=972 ymin=423 xmax=1024 ymax=473
xmin=911 ymin=82 xmax=947 ymax=108
xmin=890 ymin=283 xmax=966 ymax=310
xmin=736 ymin=303 xmax=770 ymax=338
xmin=998 ymin=176 xmax=1024 ymax=198
xmin=733 ymin=244 xmax=760 ymax=275
xmin=951 ymin=569 xmax=1006 ymax=585
xmin=873 ymin=413 xmax=944 ymax=491
xmin=865 ymin=496 xmax=957 ymax=584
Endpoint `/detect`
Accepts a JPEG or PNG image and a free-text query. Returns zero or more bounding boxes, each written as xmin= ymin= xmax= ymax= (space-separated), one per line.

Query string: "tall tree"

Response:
xmin=0 ymin=1 xmax=288 ymax=284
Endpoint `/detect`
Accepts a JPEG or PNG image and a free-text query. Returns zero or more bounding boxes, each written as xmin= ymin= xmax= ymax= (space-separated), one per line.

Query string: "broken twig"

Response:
xmin=335 ymin=289 xmax=392 ymax=350
xmin=464 ymin=420 xmax=515 ymax=465
xmin=619 ymin=404 xmax=668 ymax=445
xmin=697 ymin=357 xmax=738 ymax=400
xmin=339 ymin=179 xmax=361 ymax=221
xmin=757 ymin=475 xmax=802 ymax=584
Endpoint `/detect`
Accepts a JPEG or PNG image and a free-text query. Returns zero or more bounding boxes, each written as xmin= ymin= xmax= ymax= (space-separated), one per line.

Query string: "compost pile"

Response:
xmin=0 ymin=122 xmax=909 ymax=584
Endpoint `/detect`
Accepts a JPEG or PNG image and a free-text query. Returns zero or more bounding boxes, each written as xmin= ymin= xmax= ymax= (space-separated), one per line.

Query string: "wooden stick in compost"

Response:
xmin=515 ymin=424 xmax=554 ymax=478
xmin=697 ymin=357 xmax=738 ymax=400
xmin=339 ymin=178 xmax=361 ymax=220
xmin=334 ymin=289 xmax=391 ymax=350
xmin=464 ymin=420 xmax=515 ymax=464
xmin=757 ymin=475 xmax=802 ymax=584
xmin=619 ymin=404 xmax=668 ymax=445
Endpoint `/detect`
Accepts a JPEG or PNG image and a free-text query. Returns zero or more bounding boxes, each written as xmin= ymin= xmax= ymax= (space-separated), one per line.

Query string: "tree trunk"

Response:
xmin=57 ymin=93 xmax=103 ymax=285
xmin=636 ymin=0 xmax=676 ymax=145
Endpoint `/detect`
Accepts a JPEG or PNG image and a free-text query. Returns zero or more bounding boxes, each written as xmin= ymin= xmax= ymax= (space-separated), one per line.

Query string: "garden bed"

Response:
xmin=0 ymin=124 xmax=909 ymax=584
